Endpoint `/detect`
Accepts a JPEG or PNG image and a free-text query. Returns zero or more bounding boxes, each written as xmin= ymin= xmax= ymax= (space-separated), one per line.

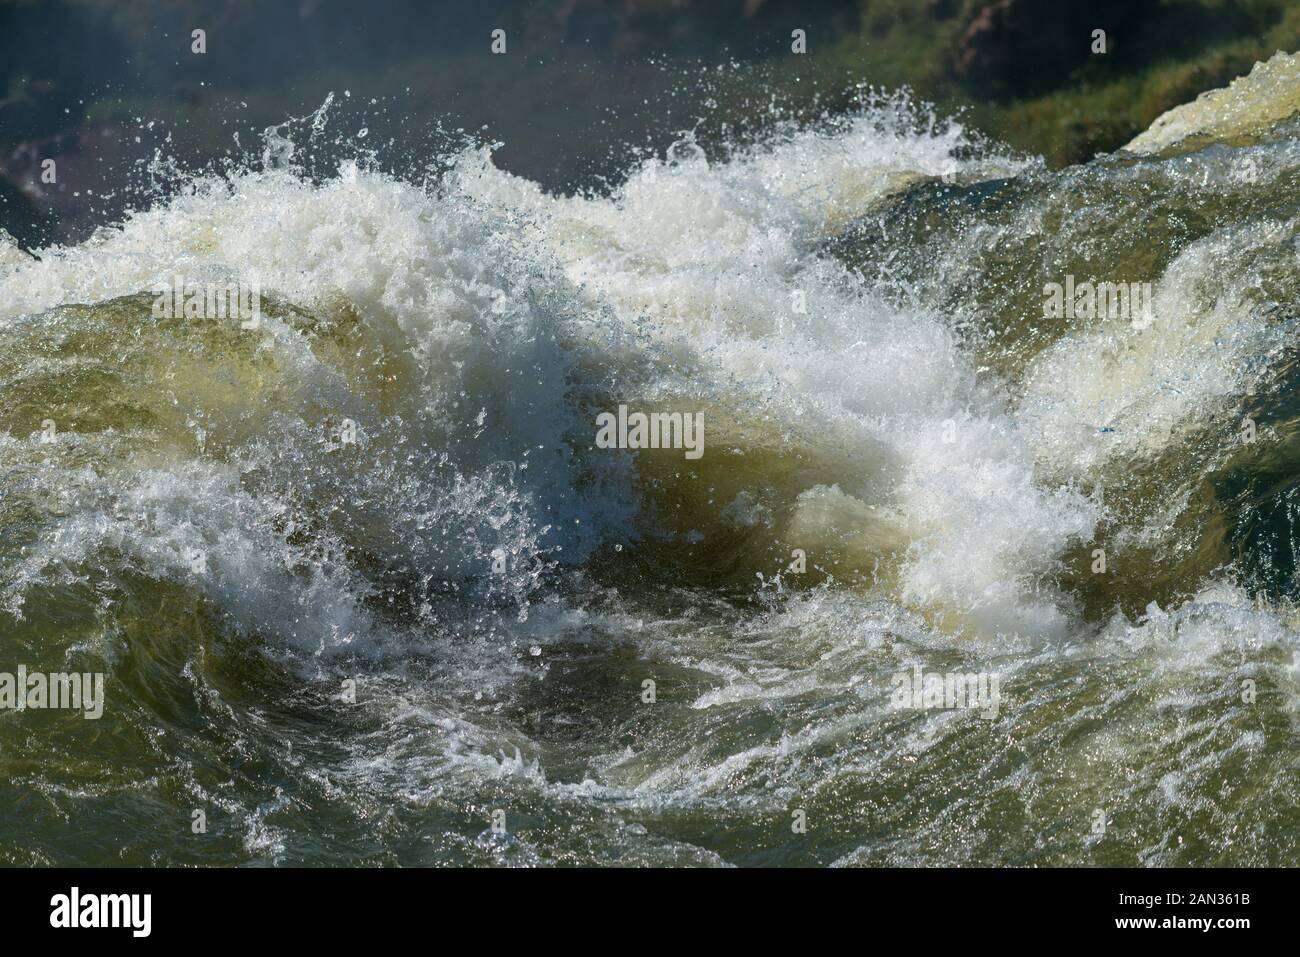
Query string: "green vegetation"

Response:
xmin=791 ymin=0 xmax=1300 ymax=164
xmin=4 ymin=0 xmax=1300 ymax=246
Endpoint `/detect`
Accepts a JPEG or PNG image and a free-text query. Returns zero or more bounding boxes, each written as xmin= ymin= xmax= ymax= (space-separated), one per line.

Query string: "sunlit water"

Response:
xmin=1 ymin=89 xmax=1297 ymax=866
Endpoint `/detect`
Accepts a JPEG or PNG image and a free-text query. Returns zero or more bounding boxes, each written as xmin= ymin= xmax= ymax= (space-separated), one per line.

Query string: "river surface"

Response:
xmin=1 ymin=88 xmax=1297 ymax=866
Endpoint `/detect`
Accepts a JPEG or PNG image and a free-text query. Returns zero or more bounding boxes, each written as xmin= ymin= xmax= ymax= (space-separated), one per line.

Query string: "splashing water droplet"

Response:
xmin=667 ymin=132 xmax=706 ymax=167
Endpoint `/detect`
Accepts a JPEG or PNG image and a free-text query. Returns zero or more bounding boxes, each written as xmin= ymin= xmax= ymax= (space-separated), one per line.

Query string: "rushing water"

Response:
xmin=1 ymin=84 xmax=1297 ymax=867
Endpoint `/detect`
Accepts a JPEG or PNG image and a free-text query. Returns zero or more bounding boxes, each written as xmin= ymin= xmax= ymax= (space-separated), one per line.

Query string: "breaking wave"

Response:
xmin=1 ymin=83 xmax=1296 ymax=865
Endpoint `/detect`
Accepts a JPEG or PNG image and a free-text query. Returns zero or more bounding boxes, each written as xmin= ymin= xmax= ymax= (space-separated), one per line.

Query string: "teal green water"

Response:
xmin=0 ymin=95 xmax=1297 ymax=866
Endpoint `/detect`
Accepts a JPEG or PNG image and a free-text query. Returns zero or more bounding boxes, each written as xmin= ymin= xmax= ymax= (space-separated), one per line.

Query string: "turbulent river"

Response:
xmin=1 ymin=76 xmax=1298 ymax=865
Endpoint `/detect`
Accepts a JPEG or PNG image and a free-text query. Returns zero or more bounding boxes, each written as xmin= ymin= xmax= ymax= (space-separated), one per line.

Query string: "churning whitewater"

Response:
xmin=1 ymin=85 xmax=1297 ymax=866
